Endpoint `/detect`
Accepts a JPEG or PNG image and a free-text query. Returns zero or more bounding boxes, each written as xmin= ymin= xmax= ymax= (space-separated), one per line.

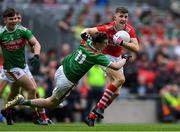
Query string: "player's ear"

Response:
xmin=113 ymin=15 xmax=116 ymax=19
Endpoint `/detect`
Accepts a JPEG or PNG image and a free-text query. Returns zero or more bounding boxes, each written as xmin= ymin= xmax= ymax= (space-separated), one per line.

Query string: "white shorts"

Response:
xmin=0 ymin=64 xmax=33 ymax=83
xmin=102 ymin=54 xmax=124 ymax=73
xmin=52 ymin=66 xmax=75 ymax=100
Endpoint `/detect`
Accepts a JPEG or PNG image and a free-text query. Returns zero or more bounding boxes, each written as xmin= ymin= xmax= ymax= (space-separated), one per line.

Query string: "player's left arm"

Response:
xmin=28 ymin=36 xmax=41 ymax=55
xmin=121 ymin=27 xmax=139 ymax=53
xmin=23 ymin=28 xmax=41 ymax=68
xmin=96 ymin=54 xmax=130 ymax=70
xmin=122 ymin=37 xmax=139 ymax=53
xmin=23 ymin=28 xmax=41 ymax=55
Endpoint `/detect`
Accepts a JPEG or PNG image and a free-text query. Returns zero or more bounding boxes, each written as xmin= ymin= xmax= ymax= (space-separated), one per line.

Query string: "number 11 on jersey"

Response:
xmin=75 ymin=50 xmax=86 ymax=64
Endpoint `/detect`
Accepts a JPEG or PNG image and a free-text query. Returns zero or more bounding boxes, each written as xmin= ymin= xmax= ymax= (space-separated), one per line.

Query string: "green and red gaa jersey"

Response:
xmin=0 ymin=25 xmax=33 ymax=70
xmin=63 ymin=39 xmax=111 ymax=83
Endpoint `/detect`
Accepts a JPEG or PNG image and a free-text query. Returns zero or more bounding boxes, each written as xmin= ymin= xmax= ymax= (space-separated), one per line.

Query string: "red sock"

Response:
xmin=89 ymin=112 xmax=97 ymax=120
xmin=97 ymin=83 xmax=117 ymax=109
xmin=41 ymin=112 xmax=47 ymax=120
xmin=104 ymin=99 xmax=113 ymax=109
xmin=33 ymin=111 xmax=40 ymax=118
xmin=39 ymin=110 xmax=47 ymax=120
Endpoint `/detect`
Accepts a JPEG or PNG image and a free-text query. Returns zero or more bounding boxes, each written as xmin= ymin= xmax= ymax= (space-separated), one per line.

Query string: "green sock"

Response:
xmin=22 ymin=100 xmax=32 ymax=106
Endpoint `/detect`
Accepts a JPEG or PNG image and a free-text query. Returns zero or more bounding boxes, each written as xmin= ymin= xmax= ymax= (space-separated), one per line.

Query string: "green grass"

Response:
xmin=0 ymin=123 xmax=180 ymax=131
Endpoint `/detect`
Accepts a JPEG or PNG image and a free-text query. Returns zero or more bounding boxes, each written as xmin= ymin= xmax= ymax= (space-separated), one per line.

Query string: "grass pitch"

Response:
xmin=0 ymin=123 xmax=180 ymax=131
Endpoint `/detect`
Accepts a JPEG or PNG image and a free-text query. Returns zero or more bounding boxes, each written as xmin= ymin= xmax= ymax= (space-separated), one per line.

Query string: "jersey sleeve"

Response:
xmin=129 ymin=27 xmax=136 ymax=38
xmin=23 ymin=29 xmax=33 ymax=40
xmin=95 ymin=54 xmax=111 ymax=67
xmin=97 ymin=24 xmax=107 ymax=32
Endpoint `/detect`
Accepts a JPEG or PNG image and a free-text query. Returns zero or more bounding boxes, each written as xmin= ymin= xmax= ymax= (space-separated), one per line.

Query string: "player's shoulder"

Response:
xmin=16 ymin=24 xmax=29 ymax=31
xmin=98 ymin=21 xmax=115 ymax=30
xmin=126 ymin=23 xmax=135 ymax=32
xmin=0 ymin=26 xmax=6 ymax=34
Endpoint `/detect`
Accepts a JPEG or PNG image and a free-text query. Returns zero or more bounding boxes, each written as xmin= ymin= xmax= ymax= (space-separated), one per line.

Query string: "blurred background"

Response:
xmin=0 ymin=0 xmax=180 ymax=123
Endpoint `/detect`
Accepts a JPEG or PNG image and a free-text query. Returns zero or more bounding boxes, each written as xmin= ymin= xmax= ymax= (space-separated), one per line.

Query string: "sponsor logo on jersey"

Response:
xmin=1 ymin=38 xmax=26 ymax=51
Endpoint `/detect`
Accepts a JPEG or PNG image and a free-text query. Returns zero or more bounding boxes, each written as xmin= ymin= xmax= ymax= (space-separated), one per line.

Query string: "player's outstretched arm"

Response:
xmin=81 ymin=27 xmax=98 ymax=36
xmin=28 ymin=36 xmax=41 ymax=55
xmin=108 ymin=54 xmax=131 ymax=70
xmin=28 ymin=36 xmax=41 ymax=70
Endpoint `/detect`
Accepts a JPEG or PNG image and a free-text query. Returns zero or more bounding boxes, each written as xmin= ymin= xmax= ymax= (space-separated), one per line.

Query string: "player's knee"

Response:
xmin=28 ymin=87 xmax=36 ymax=94
xmin=115 ymin=77 xmax=125 ymax=85
xmin=47 ymin=96 xmax=60 ymax=108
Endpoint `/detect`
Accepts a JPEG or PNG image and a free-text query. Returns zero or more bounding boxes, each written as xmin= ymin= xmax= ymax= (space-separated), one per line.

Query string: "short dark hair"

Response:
xmin=15 ymin=11 xmax=21 ymax=16
xmin=116 ymin=7 xmax=128 ymax=14
xmin=92 ymin=32 xmax=108 ymax=43
xmin=3 ymin=8 xmax=16 ymax=18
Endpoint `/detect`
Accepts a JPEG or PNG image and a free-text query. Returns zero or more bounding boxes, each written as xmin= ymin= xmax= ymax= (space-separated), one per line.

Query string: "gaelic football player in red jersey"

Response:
xmin=81 ymin=7 xmax=139 ymax=126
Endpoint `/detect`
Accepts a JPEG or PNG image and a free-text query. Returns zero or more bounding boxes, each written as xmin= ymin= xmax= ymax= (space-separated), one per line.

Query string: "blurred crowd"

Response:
xmin=0 ymin=0 xmax=180 ymax=123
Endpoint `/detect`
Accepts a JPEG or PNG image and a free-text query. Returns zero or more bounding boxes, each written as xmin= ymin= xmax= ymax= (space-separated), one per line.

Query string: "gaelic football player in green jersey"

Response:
xmin=0 ymin=8 xmax=49 ymax=125
xmin=5 ymin=32 xmax=131 ymax=113
xmin=0 ymin=10 xmax=52 ymax=125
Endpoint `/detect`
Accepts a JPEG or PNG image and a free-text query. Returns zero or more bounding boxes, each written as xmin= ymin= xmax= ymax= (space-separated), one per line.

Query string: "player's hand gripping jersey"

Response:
xmin=63 ymin=39 xmax=111 ymax=83
xmin=97 ymin=21 xmax=136 ymax=57
xmin=0 ymin=25 xmax=33 ymax=70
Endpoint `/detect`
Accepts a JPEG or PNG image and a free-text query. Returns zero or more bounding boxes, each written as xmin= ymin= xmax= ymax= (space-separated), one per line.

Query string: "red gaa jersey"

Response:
xmin=97 ymin=21 xmax=136 ymax=57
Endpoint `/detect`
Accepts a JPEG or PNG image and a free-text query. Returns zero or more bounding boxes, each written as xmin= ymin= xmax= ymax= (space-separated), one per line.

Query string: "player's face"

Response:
xmin=4 ymin=15 xmax=18 ymax=31
xmin=16 ymin=14 xmax=22 ymax=23
xmin=114 ymin=12 xmax=128 ymax=30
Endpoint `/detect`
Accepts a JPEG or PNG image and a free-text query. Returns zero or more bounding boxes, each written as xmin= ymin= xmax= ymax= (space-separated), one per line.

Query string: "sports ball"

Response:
xmin=113 ymin=30 xmax=130 ymax=43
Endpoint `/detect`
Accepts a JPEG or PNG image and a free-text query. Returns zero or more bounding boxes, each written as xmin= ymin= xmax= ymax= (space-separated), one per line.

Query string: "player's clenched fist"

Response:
xmin=121 ymin=54 xmax=132 ymax=61
xmin=29 ymin=55 xmax=40 ymax=69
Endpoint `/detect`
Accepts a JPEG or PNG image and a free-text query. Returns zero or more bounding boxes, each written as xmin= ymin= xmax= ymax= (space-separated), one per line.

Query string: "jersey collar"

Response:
xmin=86 ymin=39 xmax=100 ymax=52
xmin=5 ymin=25 xmax=17 ymax=33
xmin=114 ymin=21 xmax=127 ymax=31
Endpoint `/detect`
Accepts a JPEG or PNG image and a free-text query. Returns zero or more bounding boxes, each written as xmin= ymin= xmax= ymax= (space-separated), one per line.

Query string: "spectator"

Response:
xmin=135 ymin=52 xmax=156 ymax=96
xmin=84 ymin=65 xmax=106 ymax=121
xmin=172 ymin=21 xmax=180 ymax=58
xmin=154 ymin=63 xmax=172 ymax=93
xmin=160 ymin=84 xmax=180 ymax=122
xmin=73 ymin=15 xmax=86 ymax=50
xmin=59 ymin=43 xmax=71 ymax=64
xmin=124 ymin=52 xmax=138 ymax=93
xmin=171 ymin=59 xmax=180 ymax=86
xmin=58 ymin=7 xmax=74 ymax=45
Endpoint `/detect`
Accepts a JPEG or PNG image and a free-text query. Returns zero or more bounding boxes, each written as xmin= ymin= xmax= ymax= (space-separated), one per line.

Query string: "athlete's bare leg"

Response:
xmin=15 ymin=75 xmax=36 ymax=99
xmin=86 ymin=67 xmax=125 ymax=123
xmin=6 ymin=76 xmax=51 ymax=124
xmin=24 ymin=95 xmax=60 ymax=109
xmin=7 ymin=83 xmax=20 ymax=101
xmin=105 ymin=67 xmax=125 ymax=103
